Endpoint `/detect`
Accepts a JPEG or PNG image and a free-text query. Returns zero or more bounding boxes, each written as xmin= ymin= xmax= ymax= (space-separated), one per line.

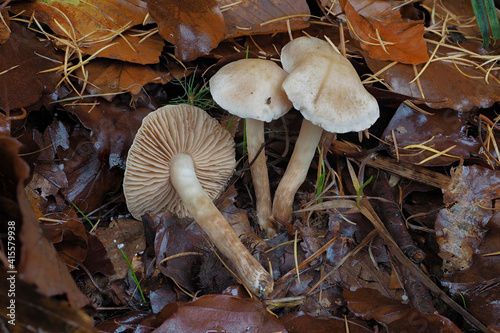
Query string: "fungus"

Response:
xmin=210 ymin=58 xmax=292 ymax=237
xmin=272 ymin=36 xmax=380 ymax=224
xmin=123 ymin=104 xmax=273 ymax=297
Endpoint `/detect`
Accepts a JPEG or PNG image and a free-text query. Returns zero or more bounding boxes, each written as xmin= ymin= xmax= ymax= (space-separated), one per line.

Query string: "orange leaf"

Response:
xmin=344 ymin=0 xmax=429 ymax=64
xmin=147 ymin=0 xmax=227 ymax=62
xmin=10 ymin=0 xmax=149 ymax=41
xmin=79 ymin=59 xmax=177 ymax=100
xmin=81 ymin=30 xmax=165 ymax=65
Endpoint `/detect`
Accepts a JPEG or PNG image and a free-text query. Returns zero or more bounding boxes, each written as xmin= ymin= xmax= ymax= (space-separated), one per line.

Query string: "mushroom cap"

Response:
xmin=123 ymin=104 xmax=235 ymax=219
xmin=281 ymin=37 xmax=380 ymax=134
xmin=210 ymin=58 xmax=292 ymax=122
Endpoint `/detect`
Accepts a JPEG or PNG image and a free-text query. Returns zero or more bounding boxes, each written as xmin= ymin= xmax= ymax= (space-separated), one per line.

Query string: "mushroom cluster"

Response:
xmin=123 ymin=104 xmax=273 ymax=297
xmin=272 ymin=36 xmax=380 ymax=224
xmin=210 ymin=58 xmax=292 ymax=237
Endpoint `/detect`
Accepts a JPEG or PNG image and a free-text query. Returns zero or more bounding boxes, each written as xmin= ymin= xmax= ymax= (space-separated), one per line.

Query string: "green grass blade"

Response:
xmin=70 ymin=201 xmax=94 ymax=228
xmin=471 ymin=0 xmax=491 ymax=48
xmin=485 ymin=0 xmax=500 ymax=40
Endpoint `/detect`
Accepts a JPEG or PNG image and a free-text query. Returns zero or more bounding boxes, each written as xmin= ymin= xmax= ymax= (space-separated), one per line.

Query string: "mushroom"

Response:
xmin=272 ymin=36 xmax=380 ymax=224
xmin=210 ymin=58 xmax=292 ymax=237
xmin=123 ymin=104 xmax=273 ymax=297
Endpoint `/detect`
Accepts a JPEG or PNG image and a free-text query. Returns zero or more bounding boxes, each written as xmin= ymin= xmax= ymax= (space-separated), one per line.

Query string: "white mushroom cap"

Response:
xmin=123 ymin=104 xmax=235 ymax=219
xmin=281 ymin=37 xmax=380 ymax=133
xmin=209 ymin=58 xmax=292 ymax=122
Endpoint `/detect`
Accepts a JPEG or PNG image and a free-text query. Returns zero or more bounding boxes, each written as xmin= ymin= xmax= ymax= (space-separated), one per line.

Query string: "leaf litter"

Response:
xmin=1 ymin=0 xmax=500 ymax=331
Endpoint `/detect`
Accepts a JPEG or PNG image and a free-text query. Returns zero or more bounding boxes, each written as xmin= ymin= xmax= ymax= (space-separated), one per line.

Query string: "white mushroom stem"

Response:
xmin=272 ymin=119 xmax=323 ymax=224
xmin=170 ymin=153 xmax=274 ymax=297
xmin=245 ymin=118 xmax=276 ymax=237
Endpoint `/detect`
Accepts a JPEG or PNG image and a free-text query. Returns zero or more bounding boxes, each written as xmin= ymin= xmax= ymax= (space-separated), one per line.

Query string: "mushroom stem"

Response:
xmin=245 ymin=118 xmax=276 ymax=237
xmin=272 ymin=119 xmax=323 ymax=224
xmin=170 ymin=153 xmax=274 ymax=297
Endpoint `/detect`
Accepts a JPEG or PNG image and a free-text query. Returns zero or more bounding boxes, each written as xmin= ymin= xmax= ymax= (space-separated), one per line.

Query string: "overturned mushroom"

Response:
xmin=123 ymin=104 xmax=273 ymax=297
xmin=272 ymin=36 xmax=380 ymax=224
xmin=210 ymin=58 xmax=292 ymax=237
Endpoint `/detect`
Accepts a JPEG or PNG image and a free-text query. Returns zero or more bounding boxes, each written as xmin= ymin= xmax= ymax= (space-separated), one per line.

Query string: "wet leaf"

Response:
xmin=221 ymin=0 xmax=310 ymax=38
xmin=343 ymin=0 xmax=429 ymax=64
xmin=147 ymin=0 xmax=227 ymax=62
xmin=83 ymin=232 xmax=115 ymax=276
xmin=153 ymin=295 xmax=286 ymax=332
xmin=0 ymin=137 xmax=90 ymax=309
xmin=436 ymin=165 xmax=500 ymax=272
xmin=154 ymin=217 xmax=205 ymax=293
xmin=0 ymin=21 xmax=63 ymax=111
xmin=0 ymin=8 xmax=9 ymax=44
xmin=282 ymin=311 xmax=373 ymax=333
xmin=381 ymin=103 xmax=481 ymax=166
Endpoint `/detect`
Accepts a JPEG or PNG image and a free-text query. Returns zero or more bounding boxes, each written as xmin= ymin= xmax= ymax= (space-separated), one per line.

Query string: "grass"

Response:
xmin=170 ymin=73 xmax=213 ymax=109
xmin=70 ymin=201 xmax=94 ymax=228
xmin=119 ymin=246 xmax=147 ymax=304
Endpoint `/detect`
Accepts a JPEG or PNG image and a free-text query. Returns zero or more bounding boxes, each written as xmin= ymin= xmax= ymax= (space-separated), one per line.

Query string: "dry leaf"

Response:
xmin=343 ymin=0 xmax=429 ymax=64
xmin=10 ymin=0 xmax=149 ymax=41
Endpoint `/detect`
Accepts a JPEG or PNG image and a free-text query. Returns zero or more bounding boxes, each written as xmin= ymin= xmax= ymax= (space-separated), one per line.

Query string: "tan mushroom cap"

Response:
xmin=123 ymin=104 xmax=235 ymax=219
xmin=209 ymin=58 xmax=292 ymax=122
xmin=281 ymin=37 xmax=380 ymax=133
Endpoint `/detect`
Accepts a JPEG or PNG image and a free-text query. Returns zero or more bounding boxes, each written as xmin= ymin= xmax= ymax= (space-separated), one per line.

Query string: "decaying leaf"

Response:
xmin=154 ymin=295 xmax=286 ymax=332
xmin=343 ymin=0 xmax=429 ymax=64
xmin=0 ymin=22 xmax=62 ymax=111
xmin=436 ymin=165 xmax=500 ymax=272
xmin=0 ymin=137 xmax=90 ymax=309
xmin=381 ymin=103 xmax=482 ymax=166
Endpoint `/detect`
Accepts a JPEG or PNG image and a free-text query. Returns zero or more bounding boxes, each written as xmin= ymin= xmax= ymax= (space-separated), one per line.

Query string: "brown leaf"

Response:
xmin=381 ymin=103 xmax=482 ymax=166
xmin=281 ymin=311 xmax=373 ymax=333
xmin=0 ymin=8 xmax=10 ymax=44
xmin=0 ymin=269 xmax=96 ymax=332
xmin=0 ymin=21 xmax=63 ymax=111
xmin=94 ymin=218 xmax=146 ymax=282
xmin=147 ymin=0 xmax=227 ymax=61
xmin=344 ymin=0 xmax=429 ymax=64
xmin=78 ymin=59 xmax=175 ymax=99
xmin=0 ymin=137 xmax=90 ymax=309
xmin=153 ymin=295 xmax=286 ymax=332
xmin=436 ymin=165 xmax=500 ymax=272
xmin=81 ymin=30 xmax=165 ymax=65
xmin=386 ymin=308 xmax=462 ymax=332
xmin=221 ymin=0 xmax=310 ymax=38
xmin=362 ymin=0 xmax=500 ymax=111
xmin=11 ymin=0 xmax=149 ymax=41
xmin=344 ymin=288 xmax=411 ymax=323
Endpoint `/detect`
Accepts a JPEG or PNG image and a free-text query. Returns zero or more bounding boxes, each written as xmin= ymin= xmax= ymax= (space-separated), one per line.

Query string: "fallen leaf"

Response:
xmin=147 ymin=0 xmax=227 ymax=61
xmin=0 ymin=21 xmax=63 ymax=111
xmin=0 ymin=137 xmax=90 ymax=309
xmin=435 ymin=165 xmax=500 ymax=272
xmin=77 ymin=59 xmax=175 ymax=100
xmin=0 ymin=8 xmax=10 ymax=44
xmin=94 ymin=218 xmax=146 ymax=282
xmin=81 ymin=30 xmax=165 ymax=65
xmin=281 ymin=311 xmax=373 ymax=333
xmin=0 ymin=269 xmax=96 ymax=332
xmin=10 ymin=0 xmax=149 ymax=42
xmin=362 ymin=0 xmax=500 ymax=111
xmin=343 ymin=0 xmax=429 ymax=64
xmin=221 ymin=0 xmax=310 ymax=38
xmin=153 ymin=295 xmax=286 ymax=332
xmin=381 ymin=103 xmax=482 ymax=166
